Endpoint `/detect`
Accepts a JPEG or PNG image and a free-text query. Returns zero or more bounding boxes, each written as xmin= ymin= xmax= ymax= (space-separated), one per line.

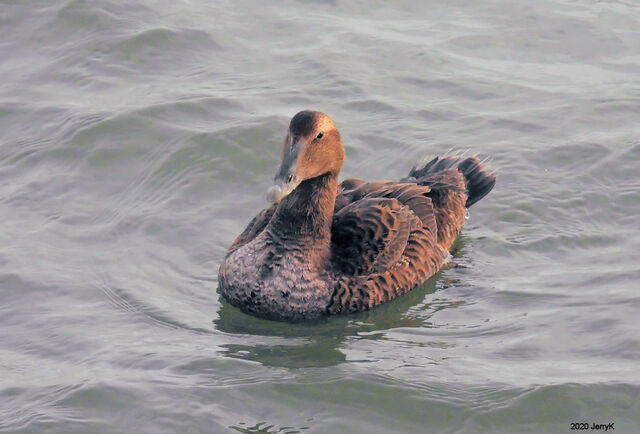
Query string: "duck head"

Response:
xmin=267 ymin=110 xmax=345 ymax=203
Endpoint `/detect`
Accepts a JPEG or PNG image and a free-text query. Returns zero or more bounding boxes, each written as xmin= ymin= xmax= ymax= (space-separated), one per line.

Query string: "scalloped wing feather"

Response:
xmin=330 ymin=197 xmax=419 ymax=276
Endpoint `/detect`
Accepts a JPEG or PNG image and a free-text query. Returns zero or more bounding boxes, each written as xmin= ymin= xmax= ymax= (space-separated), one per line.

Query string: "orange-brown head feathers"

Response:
xmin=267 ymin=111 xmax=345 ymax=203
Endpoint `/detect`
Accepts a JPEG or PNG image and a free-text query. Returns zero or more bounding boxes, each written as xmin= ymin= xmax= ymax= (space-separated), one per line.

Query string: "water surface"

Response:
xmin=1 ymin=1 xmax=639 ymax=433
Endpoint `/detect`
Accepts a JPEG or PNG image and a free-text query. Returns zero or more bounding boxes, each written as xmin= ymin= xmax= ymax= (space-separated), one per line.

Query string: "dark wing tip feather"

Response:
xmin=407 ymin=155 xmax=496 ymax=207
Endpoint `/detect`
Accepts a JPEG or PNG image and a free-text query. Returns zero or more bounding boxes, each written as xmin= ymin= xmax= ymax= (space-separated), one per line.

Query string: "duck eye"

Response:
xmin=316 ymin=132 xmax=324 ymax=139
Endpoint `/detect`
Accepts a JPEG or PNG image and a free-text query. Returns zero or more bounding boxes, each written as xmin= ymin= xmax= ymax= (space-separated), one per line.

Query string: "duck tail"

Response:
xmin=407 ymin=154 xmax=496 ymax=207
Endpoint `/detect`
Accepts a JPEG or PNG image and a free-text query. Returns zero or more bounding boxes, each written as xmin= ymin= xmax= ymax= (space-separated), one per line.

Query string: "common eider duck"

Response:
xmin=218 ymin=111 xmax=495 ymax=321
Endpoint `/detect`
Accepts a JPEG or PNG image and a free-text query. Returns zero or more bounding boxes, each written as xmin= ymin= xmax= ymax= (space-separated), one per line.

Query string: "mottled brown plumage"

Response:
xmin=218 ymin=111 xmax=495 ymax=321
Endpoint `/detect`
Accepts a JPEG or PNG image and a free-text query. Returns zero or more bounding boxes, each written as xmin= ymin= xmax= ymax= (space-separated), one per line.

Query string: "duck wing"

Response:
xmin=330 ymin=196 xmax=419 ymax=276
xmin=403 ymin=155 xmax=496 ymax=250
xmin=409 ymin=168 xmax=468 ymax=251
xmin=328 ymin=181 xmax=445 ymax=314
xmin=334 ymin=179 xmax=437 ymax=236
xmin=226 ymin=204 xmax=277 ymax=256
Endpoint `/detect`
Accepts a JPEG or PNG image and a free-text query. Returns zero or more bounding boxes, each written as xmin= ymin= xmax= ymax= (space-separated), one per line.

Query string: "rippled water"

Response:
xmin=1 ymin=1 xmax=639 ymax=433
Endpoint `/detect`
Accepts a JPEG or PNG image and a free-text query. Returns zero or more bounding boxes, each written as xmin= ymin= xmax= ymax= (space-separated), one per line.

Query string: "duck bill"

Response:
xmin=266 ymin=136 xmax=303 ymax=203
xmin=266 ymin=179 xmax=300 ymax=203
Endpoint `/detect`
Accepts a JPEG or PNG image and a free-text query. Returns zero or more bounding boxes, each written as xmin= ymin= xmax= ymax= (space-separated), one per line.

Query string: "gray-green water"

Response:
xmin=1 ymin=1 xmax=639 ymax=433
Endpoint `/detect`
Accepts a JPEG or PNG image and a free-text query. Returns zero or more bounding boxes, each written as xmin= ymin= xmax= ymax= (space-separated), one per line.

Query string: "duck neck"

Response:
xmin=268 ymin=173 xmax=338 ymax=254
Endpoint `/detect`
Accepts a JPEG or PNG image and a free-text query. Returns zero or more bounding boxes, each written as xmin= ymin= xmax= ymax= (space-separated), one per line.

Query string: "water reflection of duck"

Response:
xmin=218 ymin=111 xmax=495 ymax=321
xmin=214 ymin=277 xmax=443 ymax=369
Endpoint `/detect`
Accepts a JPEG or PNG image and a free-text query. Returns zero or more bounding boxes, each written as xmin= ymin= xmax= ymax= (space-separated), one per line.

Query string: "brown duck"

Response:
xmin=218 ymin=111 xmax=495 ymax=321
